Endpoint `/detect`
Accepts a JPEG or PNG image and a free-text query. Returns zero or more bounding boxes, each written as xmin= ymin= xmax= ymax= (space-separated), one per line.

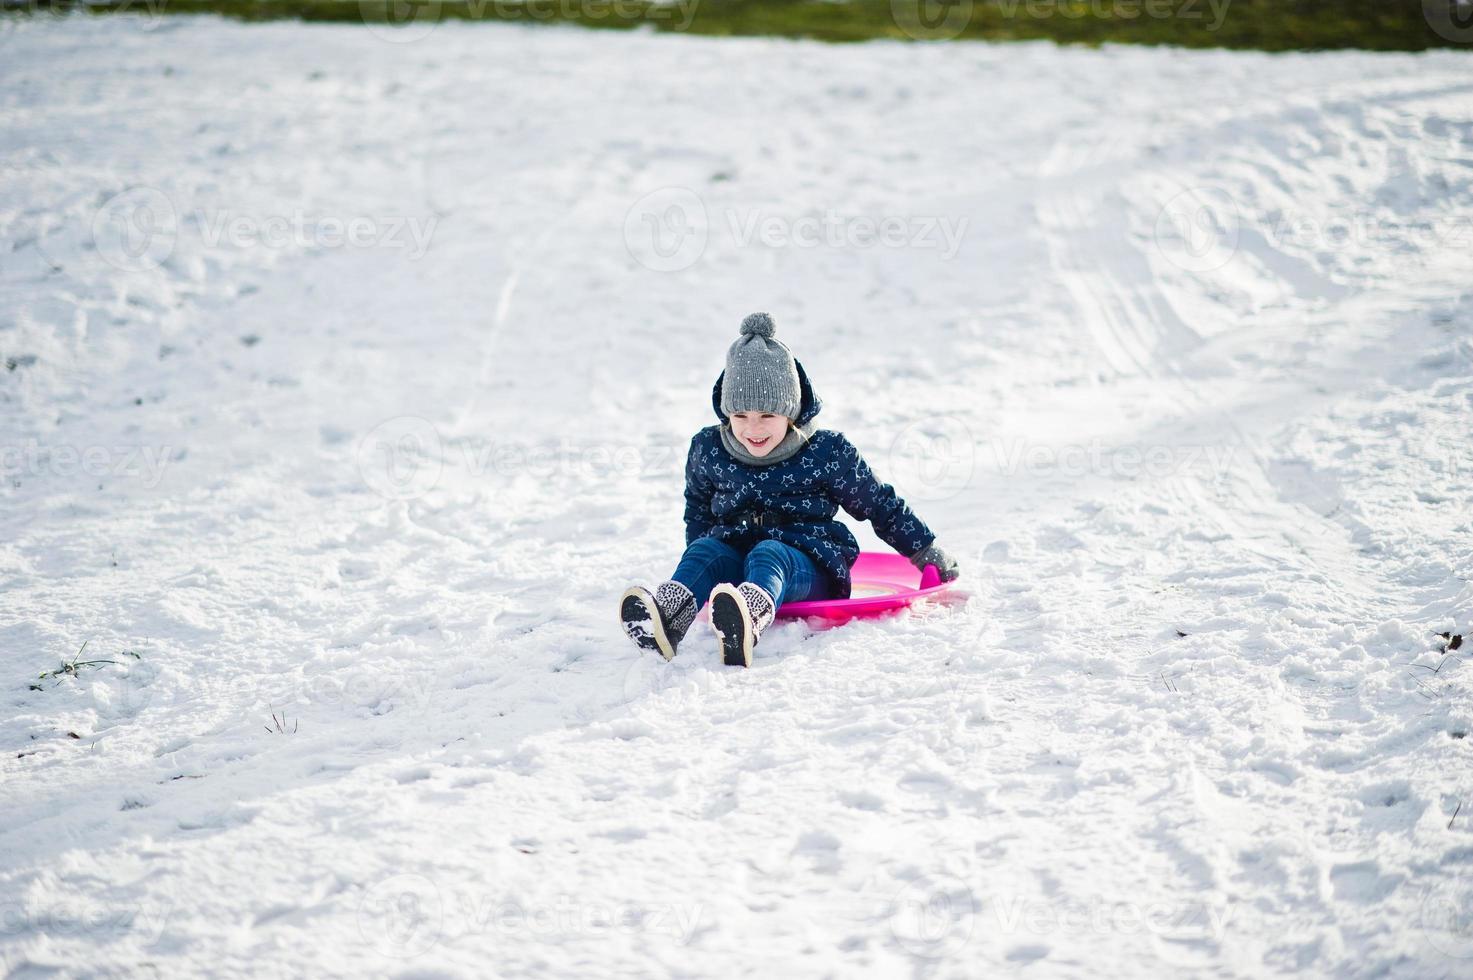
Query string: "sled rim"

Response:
xmin=775 ymin=551 xmax=949 ymax=621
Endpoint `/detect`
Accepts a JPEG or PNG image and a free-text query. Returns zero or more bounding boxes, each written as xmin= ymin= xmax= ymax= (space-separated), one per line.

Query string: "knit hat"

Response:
xmin=719 ymin=312 xmax=801 ymax=420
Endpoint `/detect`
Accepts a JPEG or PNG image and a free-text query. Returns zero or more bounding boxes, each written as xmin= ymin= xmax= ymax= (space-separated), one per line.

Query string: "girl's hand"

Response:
xmin=909 ymin=542 xmax=960 ymax=582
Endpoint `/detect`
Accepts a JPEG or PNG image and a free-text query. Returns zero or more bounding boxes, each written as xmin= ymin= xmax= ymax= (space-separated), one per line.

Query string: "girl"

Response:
xmin=620 ymin=312 xmax=961 ymax=668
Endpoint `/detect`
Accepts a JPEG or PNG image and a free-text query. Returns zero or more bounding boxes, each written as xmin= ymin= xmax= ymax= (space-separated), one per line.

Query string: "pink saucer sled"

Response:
xmin=776 ymin=552 xmax=949 ymax=621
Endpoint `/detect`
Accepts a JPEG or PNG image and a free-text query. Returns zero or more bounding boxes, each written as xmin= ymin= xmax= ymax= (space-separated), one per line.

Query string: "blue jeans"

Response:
xmin=672 ymin=538 xmax=829 ymax=609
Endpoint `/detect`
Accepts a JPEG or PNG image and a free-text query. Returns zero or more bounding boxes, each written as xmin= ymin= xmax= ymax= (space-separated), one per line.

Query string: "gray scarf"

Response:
xmin=719 ymin=420 xmax=816 ymax=466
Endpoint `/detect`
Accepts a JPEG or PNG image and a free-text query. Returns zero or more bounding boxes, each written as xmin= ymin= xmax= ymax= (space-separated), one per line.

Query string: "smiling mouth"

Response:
xmin=745 ymin=435 xmax=771 ymax=447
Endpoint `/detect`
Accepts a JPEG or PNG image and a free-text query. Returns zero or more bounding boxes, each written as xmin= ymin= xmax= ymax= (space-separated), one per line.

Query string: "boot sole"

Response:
xmin=619 ymin=587 xmax=677 ymax=661
xmin=708 ymin=583 xmax=753 ymax=668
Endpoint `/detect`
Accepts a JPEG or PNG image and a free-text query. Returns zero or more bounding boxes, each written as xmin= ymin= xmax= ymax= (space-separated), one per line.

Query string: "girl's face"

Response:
xmin=729 ymin=412 xmax=791 ymax=457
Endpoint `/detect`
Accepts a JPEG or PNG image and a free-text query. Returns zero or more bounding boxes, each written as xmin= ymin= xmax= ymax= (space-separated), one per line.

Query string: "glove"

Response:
xmin=909 ymin=542 xmax=960 ymax=582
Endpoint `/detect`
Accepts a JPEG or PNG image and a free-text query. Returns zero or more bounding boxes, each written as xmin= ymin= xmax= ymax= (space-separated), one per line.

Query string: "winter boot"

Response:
xmin=709 ymin=582 xmax=776 ymax=668
xmin=620 ymin=581 xmax=697 ymax=661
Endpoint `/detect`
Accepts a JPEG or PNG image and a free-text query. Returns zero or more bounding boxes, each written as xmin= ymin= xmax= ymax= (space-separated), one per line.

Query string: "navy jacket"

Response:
xmin=683 ymin=360 xmax=935 ymax=599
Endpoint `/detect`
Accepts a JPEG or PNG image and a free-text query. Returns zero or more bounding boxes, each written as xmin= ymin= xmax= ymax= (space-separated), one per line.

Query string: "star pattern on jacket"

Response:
xmin=682 ymin=426 xmax=935 ymax=600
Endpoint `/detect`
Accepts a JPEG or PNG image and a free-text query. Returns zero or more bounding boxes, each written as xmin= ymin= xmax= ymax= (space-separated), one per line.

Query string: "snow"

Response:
xmin=3 ymin=12 xmax=1473 ymax=978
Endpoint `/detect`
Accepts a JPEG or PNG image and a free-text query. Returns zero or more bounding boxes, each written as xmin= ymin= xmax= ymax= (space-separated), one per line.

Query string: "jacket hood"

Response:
xmin=712 ymin=358 xmax=821 ymax=428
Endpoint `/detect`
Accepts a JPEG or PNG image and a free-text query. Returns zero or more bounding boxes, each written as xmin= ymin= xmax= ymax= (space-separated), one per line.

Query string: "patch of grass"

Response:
xmin=31 ymin=640 xmax=141 ymax=690
xmin=265 ymin=711 xmax=299 ymax=734
xmin=8 ymin=0 xmax=1469 ymax=52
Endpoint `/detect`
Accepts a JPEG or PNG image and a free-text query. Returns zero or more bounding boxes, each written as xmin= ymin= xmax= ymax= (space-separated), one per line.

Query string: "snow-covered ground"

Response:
xmin=3 ymin=12 xmax=1473 ymax=978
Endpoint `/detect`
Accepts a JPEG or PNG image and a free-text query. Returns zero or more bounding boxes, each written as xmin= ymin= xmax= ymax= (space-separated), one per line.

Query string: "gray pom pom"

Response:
xmin=739 ymin=312 xmax=776 ymax=339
